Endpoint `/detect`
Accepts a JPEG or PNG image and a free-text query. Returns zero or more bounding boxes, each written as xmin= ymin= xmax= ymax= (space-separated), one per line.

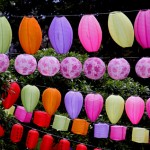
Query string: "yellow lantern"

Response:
xmin=4 ymin=106 xmax=15 ymax=115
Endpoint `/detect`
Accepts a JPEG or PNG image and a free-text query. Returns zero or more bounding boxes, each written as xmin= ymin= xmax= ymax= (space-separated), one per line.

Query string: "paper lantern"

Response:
xmin=48 ymin=16 xmax=73 ymax=54
xmin=0 ymin=16 xmax=12 ymax=53
xmin=2 ymin=82 xmax=20 ymax=109
xmin=0 ymin=54 xmax=9 ymax=72
xmin=134 ymin=10 xmax=150 ymax=48
xmin=94 ymin=148 xmax=102 ymax=150
xmin=19 ymin=16 xmax=42 ymax=54
xmin=83 ymin=57 xmax=106 ymax=80
xmin=85 ymin=93 xmax=103 ymax=122
xmin=21 ymin=85 xmax=40 ymax=112
xmin=76 ymin=144 xmax=87 ymax=150
xmin=107 ymin=58 xmax=130 ymax=80
xmin=0 ymin=125 xmax=5 ymax=137
xmin=33 ymin=111 xmax=51 ymax=128
xmin=135 ymin=57 xmax=150 ymax=78
xmin=105 ymin=95 xmax=124 ymax=124
xmin=14 ymin=54 xmax=37 ymax=75
xmin=64 ymin=91 xmax=83 ymax=119
xmin=42 ymin=88 xmax=61 ymax=116
xmin=125 ymin=96 xmax=145 ymax=124
xmin=4 ymin=105 xmax=15 ymax=115
xmin=58 ymin=139 xmax=70 ymax=150
xmin=71 ymin=119 xmax=89 ymax=135
xmin=78 ymin=15 xmax=102 ymax=52
xmin=60 ymin=57 xmax=82 ymax=79
xmin=94 ymin=123 xmax=109 ymax=138
xmin=10 ymin=124 xmax=24 ymax=143
xmin=146 ymin=98 xmax=150 ymax=118
xmin=38 ymin=56 xmax=60 ymax=76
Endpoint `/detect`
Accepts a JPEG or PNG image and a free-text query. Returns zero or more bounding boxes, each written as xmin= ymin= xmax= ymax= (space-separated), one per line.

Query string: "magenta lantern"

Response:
xmin=125 ymin=96 xmax=145 ymax=124
xmin=146 ymin=98 xmax=150 ymax=118
xmin=76 ymin=144 xmax=87 ymax=150
xmin=78 ymin=15 xmax=102 ymax=52
xmin=85 ymin=93 xmax=104 ymax=122
xmin=0 ymin=54 xmax=9 ymax=73
xmin=58 ymin=139 xmax=70 ymax=150
xmin=48 ymin=16 xmax=73 ymax=54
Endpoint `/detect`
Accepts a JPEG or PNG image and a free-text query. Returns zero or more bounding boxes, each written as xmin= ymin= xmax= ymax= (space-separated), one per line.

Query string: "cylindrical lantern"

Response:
xmin=64 ymin=91 xmax=83 ymax=119
xmin=76 ymin=144 xmax=87 ymax=150
xmin=10 ymin=124 xmax=24 ymax=143
xmin=78 ymin=15 xmax=102 ymax=52
xmin=0 ymin=54 xmax=9 ymax=72
xmin=83 ymin=57 xmax=106 ymax=80
xmin=0 ymin=125 xmax=5 ymax=137
xmin=48 ymin=16 xmax=73 ymax=54
xmin=146 ymin=98 xmax=150 ymax=118
xmin=58 ymin=139 xmax=70 ymax=150
xmin=107 ymin=58 xmax=130 ymax=80
xmin=0 ymin=16 xmax=12 ymax=53
xmin=19 ymin=16 xmax=42 ymax=54
xmin=4 ymin=105 xmax=15 ymax=115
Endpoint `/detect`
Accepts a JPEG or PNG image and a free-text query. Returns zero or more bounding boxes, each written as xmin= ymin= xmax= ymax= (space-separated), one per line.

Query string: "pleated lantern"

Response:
xmin=76 ymin=144 xmax=87 ymax=150
xmin=19 ymin=16 xmax=42 ymax=54
xmin=58 ymin=139 xmax=70 ymax=150
xmin=108 ymin=11 xmax=134 ymax=48
xmin=4 ymin=105 xmax=15 ymax=115
xmin=146 ymin=98 xmax=150 ymax=118
xmin=48 ymin=16 xmax=73 ymax=54
xmin=0 ymin=54 xmax=9 ymax=73
xmin=71 ymin=119 xmax=89 ymax=135
xmin=0 ymin=16 xmax=12 ymax=53
xmin=0 ymin=125 xmax=5 ymax=137
xmin=78 ymin=15 xmax=102 ymax=52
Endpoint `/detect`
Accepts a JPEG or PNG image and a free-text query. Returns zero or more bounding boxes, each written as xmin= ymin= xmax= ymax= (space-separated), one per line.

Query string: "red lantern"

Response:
xmin=0 ymin=125 xmax=5 ymax=137
xmin=76 ymin=144 xmax=87 ymax=150
xmin=10 ymin=124 xmax=24 ymax=143
xmin=94 ymin=148 xmax=102 ymax=150
xmin=58 ymin=139 xmax=70 ymax=150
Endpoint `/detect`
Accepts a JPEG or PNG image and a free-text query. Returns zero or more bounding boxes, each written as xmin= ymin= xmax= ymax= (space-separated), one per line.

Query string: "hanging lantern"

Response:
xmin=60 ymin=57 xmax=82 ymax=79
xmin=4 ymin=105 xmax=15 ymax=115
xmin=135 ymin=57 xmax=150 ymax=78
xmin=10 ymin=124 xmax=24 ymax=143
xmin=146 ymin=98 xmax=150 ymax=118
xmin=33 ymin=111 xmax=51 ymax=128
xmin=0 ymin=54 xmax=9 ymax=72
xmin=83 ymin=57 xmax=106 ymax=80
xmin=125 ymin=96 xmax=145 ymax=125
xmin=78 ymin=15 xmax=102 ymax=52
xmin=15 ymin=106 xmax=33 ymax=123
xmin=42 ymin=88 xmax=61 ymax=116
xmin=76 ymin=144 xmax=87 ymax=150
xmin=107 ymin=58 xmax=130 ymax=80
xmin=38 ymin=56 xmax=60 ymax=77
xmin=19 ymin=16 xmax=42 ymax=54
xmin=21 ymin=85 xmax=40 ymax=112
xmin=0 ymin=16 xmax=12 ymax=53
xmin=85 ymin=93 xmax=103 ymax=122
xmin=14 ymin=54 xmax=37 ymax=75
xmin=2 ymin=82 xmax=20 ymax=109
xmin=64 ymin=91 xmax=83 ymax=119
xmin=105 ymin=95 xmax=124 ymax=124
xmin=0 ymin=125 xmax=5 ymax=137
xmin=48 ymin=16 xmax=73 ymax=54
xmin=94 ymin=148 xmax=102 ymax=150
xmin=58 ymin=139 xmax=70 ymax=150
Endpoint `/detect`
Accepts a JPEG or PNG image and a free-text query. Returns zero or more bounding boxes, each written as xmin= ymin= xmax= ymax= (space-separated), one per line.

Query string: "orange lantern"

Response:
xmin=18 ymin=16 xmax=42 ymax=54
xmin=0 ymin=125 xmax=5 ymax=137
xmin=76 ymin=144 xmax=87 ymax=150
xmin=58 ymin=139 xmax=70 ymax=150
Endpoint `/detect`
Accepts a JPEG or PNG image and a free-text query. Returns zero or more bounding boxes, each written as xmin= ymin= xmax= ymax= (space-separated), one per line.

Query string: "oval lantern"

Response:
xmin=58 ymin=139 xmax=70 ymax=150
xmin=108 ymin=11 xmax=134 ymax=48
xmin=0 ymin=16 xmax=12 ymax=53
xmin=48 ymin=16 xmax=73 ymax=54
xmin=76 ymin=144 xmax=87 ymax=150
xmin=0 ymin=125 xmax=5 ymax=137
xmin=105 ymin=95 xmax=125 ymax=124
xmin=83 ymin=57 xmax=106 ymax=80
xmin=0 ymin=54 xmax=9 ymax=73
xmin=146 ymin=98 xmax=150 ymax=118
xmin=107 ymin=58 xmax=130 ymax=80
xmin=78 ymin=15 xmax=102 ymax=52
xmin=42 ymin=88 xmax=61 ymax=116
xmin=125 ymin=96 xmax=145 ymax=125
xmin=21 ymin=85 xmax=40 ymax=112
xmin=64 ymin=91 xmax=83 ymax=119
xmin=19 ymin=16 xmax=42 ymax=54
xmin=85 ymin=93 xmax=104 ymax=122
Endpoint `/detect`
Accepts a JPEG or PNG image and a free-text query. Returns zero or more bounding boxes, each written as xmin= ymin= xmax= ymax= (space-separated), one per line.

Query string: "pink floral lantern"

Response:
xmin=146 ymin=98 xmax=150 ymax=118
xmin=0 ymin=54 xmax=9 ymax=73
xmin=135 ymin=57 xmax=150 ymax=78
xmin=83 ymin=57 xmax=106 ymax=80
xmin=107 ymin=58 xmax=130 ymax=80
xmin=14 ymin=54 xmax=37 ymax=75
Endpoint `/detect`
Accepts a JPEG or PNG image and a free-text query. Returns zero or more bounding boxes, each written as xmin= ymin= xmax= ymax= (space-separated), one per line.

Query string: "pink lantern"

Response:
xmin=38 ymin=56 xmax=60 ymax=76
xmin=85 ymin=93 xmax=104 ymax=122
xmin=135 ymin=57 xmax=150 ymax=78
xmin=78 ymin=15 xmax=102 ymax=52
xmin=125 ymin=96 xmax=145 ymax=124
xmin=107 ymin=58 xmax=130 ymax=80
xmin=146 ymin=98 xmax=150 ymax=118
xmin=60 ymin=57 xmax=82 ymax=79
xmin=83 ymin=57 xmax=106 ymax=80
xmin=14 ymin=54 xmax=37 ymax=75
xmin=0 ymin=54 xmax=9 ymax=73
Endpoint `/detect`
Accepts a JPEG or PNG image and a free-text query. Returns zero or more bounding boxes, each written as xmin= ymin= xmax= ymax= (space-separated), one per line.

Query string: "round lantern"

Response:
xmin=0 ymin=54 xmax=9 ymax=73
xmin=38 ymin=56 xmax=60 ymax=76
xmin=83 ymin=57 xmax=106 ymax=80
xmin=76 ymin=144 xmax=87 ymax=150
xmin=60 ymin=57 xmax=82 ymax=79
xmin=107 ymin=58 xmax=130 ymax=80
xmin=19 ymin=16 xmax=42 ymax=54
xmin=135 ymin=57 xmax=150 ymax=78
xmin=48 ymin=16 xmax=73 ymax=54
xmin=0 ymin=16 xmax=12 ymax=53
xmin=14 ymin=54 xmax=37 ymax=75
xmin=78 ymin=15 xmax=102 ymax=52
xmin=58 ymin=139 xmax=70 ymax=150
xmin=0 ymin=125 xmax=5 ymax=137
xmin=146 ymin=98 xmax=150 ymax=118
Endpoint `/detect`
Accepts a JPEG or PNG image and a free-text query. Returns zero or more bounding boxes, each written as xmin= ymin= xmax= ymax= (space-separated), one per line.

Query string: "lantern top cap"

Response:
xmin=109 ymin=11 xmax=123 ymax=15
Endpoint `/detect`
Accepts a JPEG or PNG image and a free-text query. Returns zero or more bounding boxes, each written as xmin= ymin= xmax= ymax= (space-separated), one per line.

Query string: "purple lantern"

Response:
xmin=146 ymin=98 xmax=150 ymax=119
xmin=48 ymin=16 xmax=73 ymax=54
xmin=64 ymin=91 xmax=83 ymax=119
xmin=0 ymin=54 xmax=9 ymax=73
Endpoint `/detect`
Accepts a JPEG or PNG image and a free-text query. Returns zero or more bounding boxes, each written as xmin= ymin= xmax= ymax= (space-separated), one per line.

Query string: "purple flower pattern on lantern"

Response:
xmin=0 ymin=54 xmax=9 ymax=73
